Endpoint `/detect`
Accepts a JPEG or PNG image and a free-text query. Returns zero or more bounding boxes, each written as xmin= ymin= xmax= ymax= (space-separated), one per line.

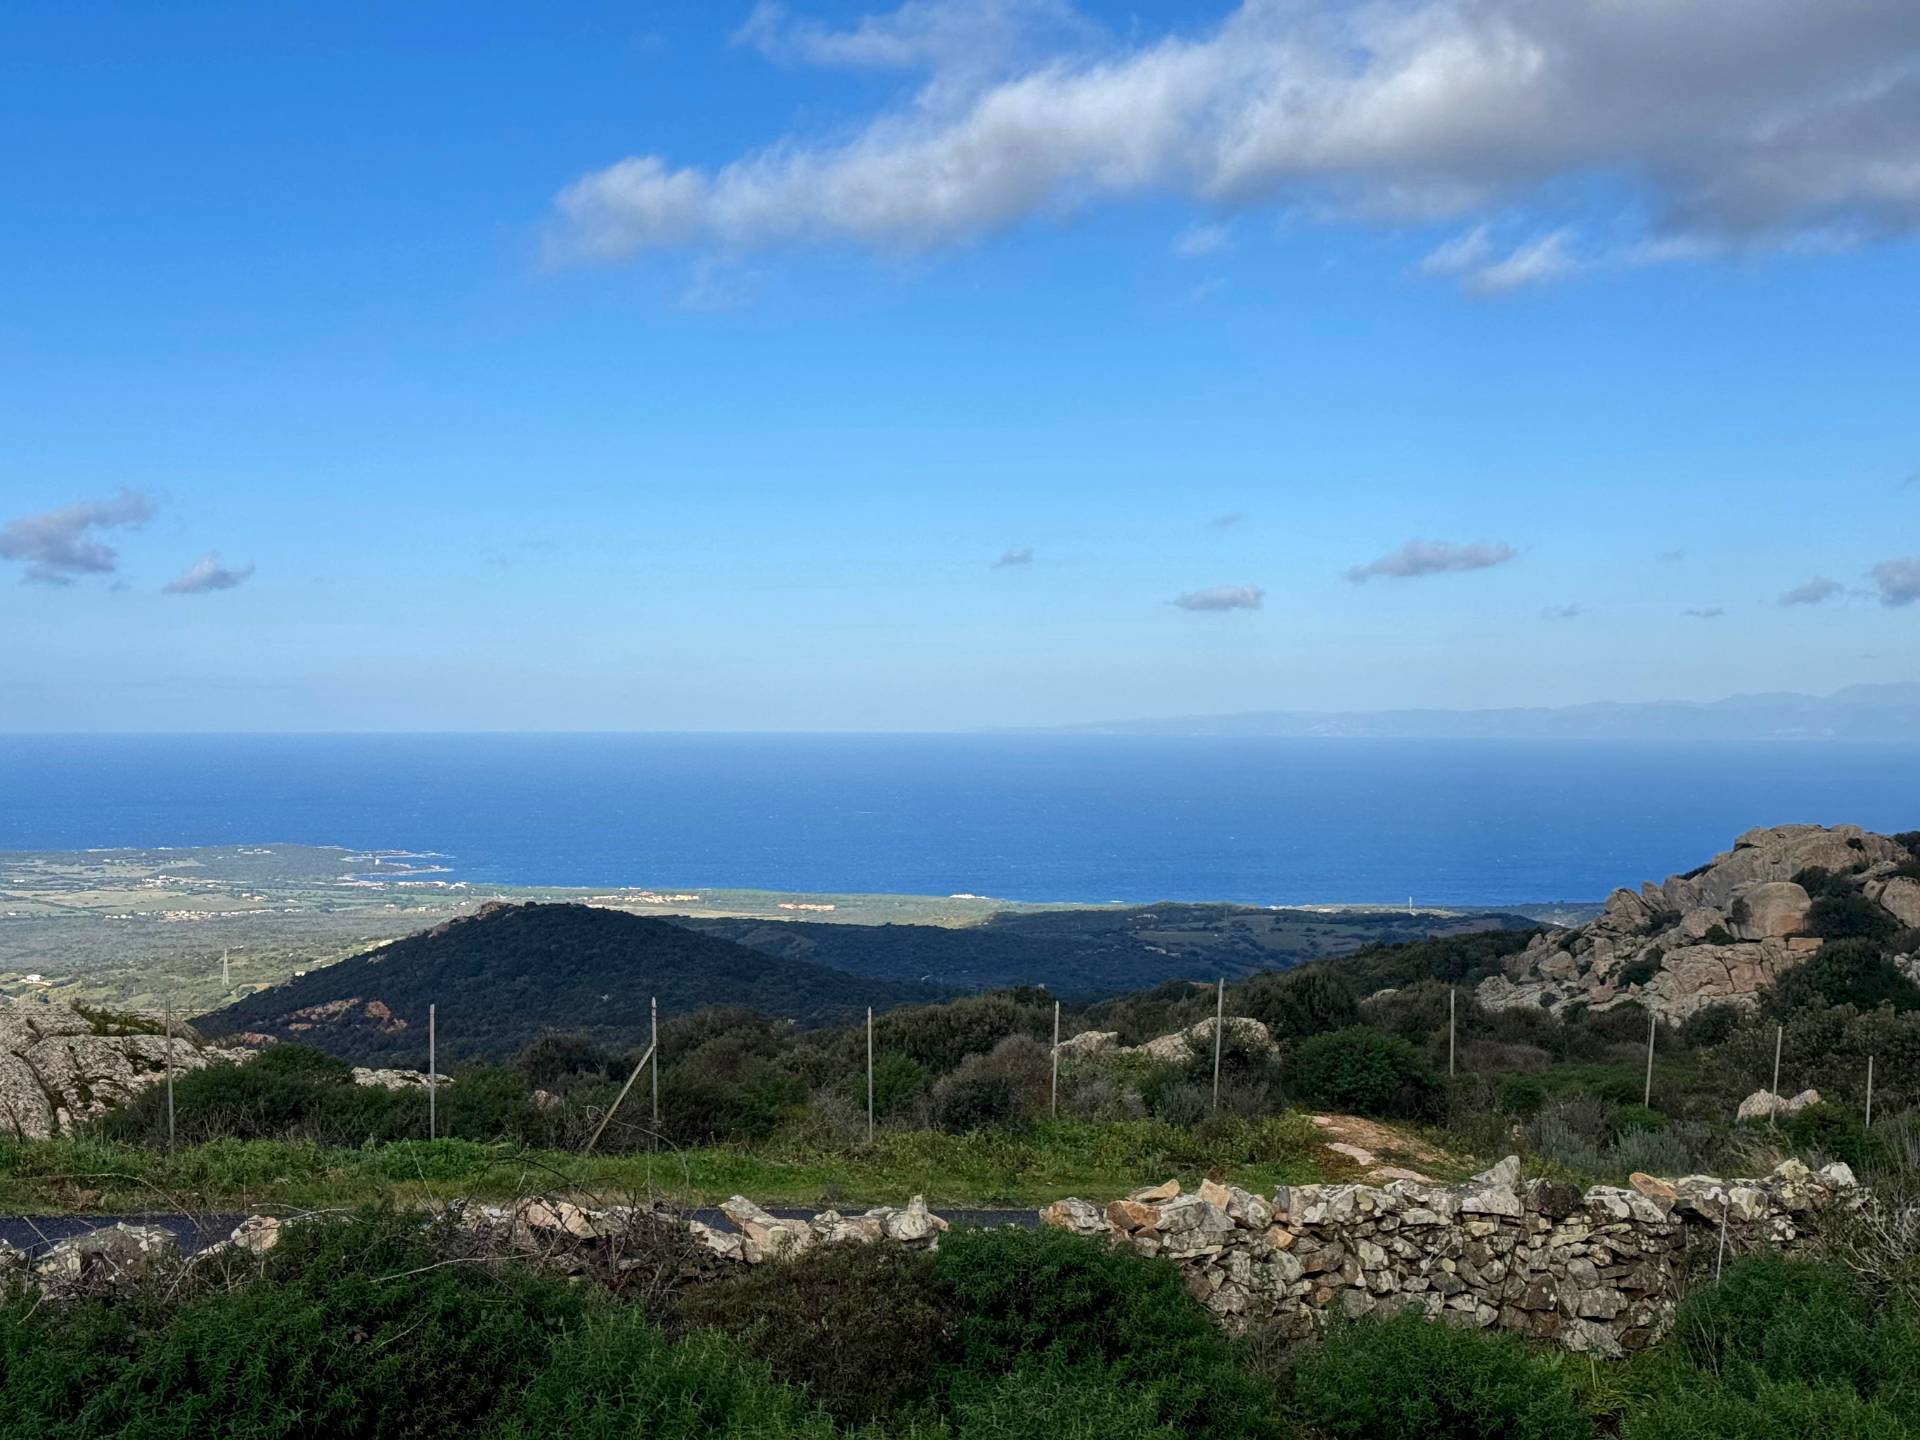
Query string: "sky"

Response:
xmin=2 ymin=0 xmax=1917 ymax=733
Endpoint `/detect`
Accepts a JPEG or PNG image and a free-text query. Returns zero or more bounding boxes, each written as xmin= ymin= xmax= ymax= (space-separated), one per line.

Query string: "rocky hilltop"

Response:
xmin=0 ymin=1000 xmax=255 ymax=1140
xmin=1479 ymin=824 xmax=1920 ymax=1021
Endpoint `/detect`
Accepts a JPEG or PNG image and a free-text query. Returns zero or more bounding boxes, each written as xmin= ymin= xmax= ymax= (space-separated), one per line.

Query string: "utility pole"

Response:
xmin=1211 ymin=978 xmax=1225 ymax=1111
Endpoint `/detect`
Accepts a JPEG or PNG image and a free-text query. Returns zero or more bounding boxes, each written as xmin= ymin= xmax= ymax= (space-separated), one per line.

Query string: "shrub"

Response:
xmin=1681 ymin=1004 xmax=1743 ymax=1048
xmin=0 ymin=1210 xmax=590 ymax=1440
xmin=930 ymin=1226 xmax=1281 ymax=1440
xmin=1498 ymin=1074 xmax=1549 ymax=1117
xmin=857 ymin=1052 xmax=932 ymax=1121
xmin=1617 ymin=956 xmax=1662 ymax=989
xmin=489 ymin=1311 xmax=838 ymax=1440
xmin=1807 ymin=893 xmax=1900 ymax=943
xmin=1292 ymin=1310 xmax=1591 ymax=1440
xmin=94 ymin=1044 xmax=423 ymax=1147
xmin=1624 ymin=1378 xmax=1910 ymax=1440
xmin=1655 ymin=1254 xmax=1920 ymax=1423
xmin=930 ymin=1070 xmax=1017 ymax=1132
xmin=1287 ymin=1028 xmax=1444 ymax=1120
xmin=1765 ymin=939 xmax=1920 ymax=1017
xmin=672 ymin=1244 xmax=952 ymax=1424
xmin=944 ymin=1358 xmax=1184 ymax=1440
xmin=1782 ymin=1103 xmax=1885 ymax=1170
xmin=1238 ymin=968 xmax=1360 ymax=1041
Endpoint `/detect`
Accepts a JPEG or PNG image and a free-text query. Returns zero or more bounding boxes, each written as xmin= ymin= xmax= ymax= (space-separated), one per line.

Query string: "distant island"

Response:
xmin=1042 ymin=682 xmax=1920 ymax=742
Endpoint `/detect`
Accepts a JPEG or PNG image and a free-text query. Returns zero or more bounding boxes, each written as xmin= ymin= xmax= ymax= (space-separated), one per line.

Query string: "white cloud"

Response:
xmin=1871 ymin=556 xmax=1920 ymax=607
xmin=1684 ymin=606 xmax=1726 ymax=619
xmin=993 ymin=545 xmax=1034 ymax=568
xmin=1173 ymin=583 xmax=1263 ymax=611
xmin=1779 ymin=577 xmax=1842 ymax=606
xmin=163 ymin=554 xmax=255 ymax=595
xmin=552 ymin=0 xmax=1920 ymax=279
xmin=1346 ymin=538 xmax=1516 ymax=583
xmin=1541 ymin=603 xmax=1582 ymax=620
xmin=0 ymin=488 xmax=153 ymax=585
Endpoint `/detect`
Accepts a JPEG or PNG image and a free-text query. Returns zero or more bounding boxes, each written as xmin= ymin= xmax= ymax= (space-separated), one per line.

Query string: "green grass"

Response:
xmin=0 ymin=1115 xmax=1328 ymax=1213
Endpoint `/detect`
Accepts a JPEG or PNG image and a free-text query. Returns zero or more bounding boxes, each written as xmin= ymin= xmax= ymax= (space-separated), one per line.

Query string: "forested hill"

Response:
xmin=196 ymin=902 xmax=946 ymax=1063
xmin=674 ymin=903 xmax=1538 ymax=998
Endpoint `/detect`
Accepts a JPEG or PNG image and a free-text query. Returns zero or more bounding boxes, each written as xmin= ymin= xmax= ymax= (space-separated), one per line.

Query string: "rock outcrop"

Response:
xmin=0 ymin=999 xmax=254 ymax=1140
xmin=1042 ymin=1157 xmax=1858 ymax=1354
xmin=1478 ymin=825 xmax=1920 ymax=1021
xmin=1058 ymin=1016 xmax=1277 ymax=1064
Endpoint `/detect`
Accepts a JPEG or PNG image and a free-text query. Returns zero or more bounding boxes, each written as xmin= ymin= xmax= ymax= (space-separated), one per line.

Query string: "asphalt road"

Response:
xmin=0 ymin=1206 xmax=1039 ymax=1256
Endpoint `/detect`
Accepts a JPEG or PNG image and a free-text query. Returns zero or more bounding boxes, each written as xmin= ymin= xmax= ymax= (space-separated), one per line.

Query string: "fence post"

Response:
xmin=1211 ymin=978 xmax=1225 ymax=1111
xmin=164 ymin=999 xmax=176 ymax=1153
xmin=1644 ymin=1009 xmax=1655 ymax=1108
xmin=1770 ymin=1023 xmax=1783 ymax=1127
xmin=1715 ymin=1197 xmax=1730 ymax=1279
xmin=1448 ymin=987 xmax=1456 ymax=1079
xmin=650 ymin=996 xmax=659 ymax=1138
xmin=866 ymin=1006 xmax=875 ymax=1144
xmin=1051 ymin=1000 xmax=1060 ymax=1118
xmin=1866 ymin=1053 xmax=1875 ymax=1131
xmin=428 ymin=1003 xmax=436 ymax=1141
xmin=584 ymin=1041 xmax=656 ymax=1155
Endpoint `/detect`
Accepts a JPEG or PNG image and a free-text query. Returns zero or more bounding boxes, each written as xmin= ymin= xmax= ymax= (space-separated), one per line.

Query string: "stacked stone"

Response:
xmin=1039 ymin=1156 xmax=1859 ymax=1355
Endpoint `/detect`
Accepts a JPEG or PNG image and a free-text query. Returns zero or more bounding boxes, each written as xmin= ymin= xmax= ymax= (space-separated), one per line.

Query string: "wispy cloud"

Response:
xmin=1656 ymin=549 xmax=1687 ymax=563
xmin=1173 ymin=583 xmax=1262 ymax=612
xmin=1173 ymin=222 xmax=1230 ymax=259
xmin=551 ymin=1 xmax=1920 ymax=281
xmin=1870 ymin=556 xmax=1920 ymax=608
xmin=1779 ymin=577 xmax=1842 ymax=607
xmin=993 ymin=545 xmax=1034 ymax=569
xmin=1541 ymin=603 xmax=1583 ymax=620
xmin=1418 ymin=226 xmax=1577 ymax=294
xmin=0 ymin=488 xmax=153 ymax=585
xmin=1684 ymin=606 xmax=1726 ymax=619
xmin=163 ymin=553 xmax=255 ymax=595
xmin=1208 ymin=511 xmax=1247 ymax=530
xmin=1346 ymin=538 xmax=1517 ymax=584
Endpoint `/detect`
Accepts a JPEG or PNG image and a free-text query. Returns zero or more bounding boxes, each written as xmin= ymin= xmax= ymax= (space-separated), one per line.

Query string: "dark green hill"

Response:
xmin=673 ymin=903 xmax=1538 ymax=998
xmin=196 ymin=901 xmax=946 ymax=1063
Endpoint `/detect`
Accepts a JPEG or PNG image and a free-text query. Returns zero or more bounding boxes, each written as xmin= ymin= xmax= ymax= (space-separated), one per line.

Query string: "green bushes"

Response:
xmin=674 ymin=1244 xmax=952 ymax=1424
xmin=1765 ymin=939 xmax=1920 ymax=1016
xmin=0 ymin=1210 xmax=593 ymax=1440
xmin=488 ymin=1312 xmax=838 ymax=1440
xmin=1287 ymin=1027 xmax=1443 ymax=1120
xmin=1292 ymin=1310 xmax=1590 ymax=1440
xmin=931 ymin=1226 xmax=1282 ymax=1440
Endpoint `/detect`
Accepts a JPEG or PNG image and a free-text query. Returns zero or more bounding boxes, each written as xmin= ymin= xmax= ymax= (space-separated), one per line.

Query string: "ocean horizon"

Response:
xmin=4 ymin=732 xmax=1917 ymax=908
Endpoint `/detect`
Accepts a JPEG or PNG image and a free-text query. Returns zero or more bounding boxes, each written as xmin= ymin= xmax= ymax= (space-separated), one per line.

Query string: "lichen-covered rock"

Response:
xmin=1737 ymin=1087 xmax=1821 ymax=1122
xmin=34 ymin=1223 xmax=179 ymax=1295
xmin=0 ymin=999 xmax=255 ymax=1139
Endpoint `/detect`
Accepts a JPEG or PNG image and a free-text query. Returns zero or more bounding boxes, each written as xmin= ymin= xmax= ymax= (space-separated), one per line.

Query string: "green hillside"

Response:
xmin=195 ymin=901 xmax=946 ymax=1063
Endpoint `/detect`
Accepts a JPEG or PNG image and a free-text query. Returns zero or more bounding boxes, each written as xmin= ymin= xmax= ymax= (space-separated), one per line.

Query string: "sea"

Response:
xmin=3 ymin=734 xmax=1917 ymax=907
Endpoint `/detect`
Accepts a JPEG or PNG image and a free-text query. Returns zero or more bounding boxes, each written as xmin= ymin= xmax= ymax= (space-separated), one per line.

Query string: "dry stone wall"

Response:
xmin=1039 ymin=1156 xmax=1858 ymax=1355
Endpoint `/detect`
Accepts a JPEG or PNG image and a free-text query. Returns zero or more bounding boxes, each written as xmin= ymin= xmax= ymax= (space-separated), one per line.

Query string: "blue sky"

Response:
xmin=3 ymin=0 xmax=1917 ymax=731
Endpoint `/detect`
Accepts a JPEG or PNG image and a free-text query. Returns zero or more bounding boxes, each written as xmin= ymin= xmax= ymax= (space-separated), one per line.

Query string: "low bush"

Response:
xmin=1291 ymin=1310 xmax=1591 ymax=1440
xmin=673 ymin=1243 xmax=952 ymax=1424
xmin=931 ymin=1226 xmax=1282 ymax=1440
xmin=489 ymin=1310 xmax=838 ymax=1440
xmin=1765 ymin=939 xmax=1920 ymax=1017
xmin=0 ymin=1209 xmax=591 ymax=1440
xmin=1287 ymin=1028 xmax=1443 ymax=1120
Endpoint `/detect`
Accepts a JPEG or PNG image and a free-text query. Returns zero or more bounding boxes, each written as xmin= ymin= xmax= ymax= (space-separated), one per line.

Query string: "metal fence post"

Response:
xmin=1211 ymin=978 xmax=1224 ymax=1111
xmin=1448 ymin=987 xmax=1456 ymax=1079
xmin=428 ymin=1003 xmax=436 ymax=1140
xmin=164 ymin=999 xmax=176 ymax=1152
xmin=866 ymin=1007 xmax=874 ymax=1144
xmin=1051 ymin=1000 xmax=1060 ymax=1118
xmin=1770 ymin=1023 xmax=1783 ymax=1126
xmin=1644 ymin=1010 xmax=1655 ymax=1108
xmin=650 ymin=996 xmax=659 ymax=1137
xmin=1866 ymin=1053 xmax=1875 ymax=1131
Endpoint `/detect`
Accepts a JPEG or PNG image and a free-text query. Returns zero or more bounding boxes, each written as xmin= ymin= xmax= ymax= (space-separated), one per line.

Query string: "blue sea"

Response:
xmin=2 ymin=734 xmax=1917 ymax=906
